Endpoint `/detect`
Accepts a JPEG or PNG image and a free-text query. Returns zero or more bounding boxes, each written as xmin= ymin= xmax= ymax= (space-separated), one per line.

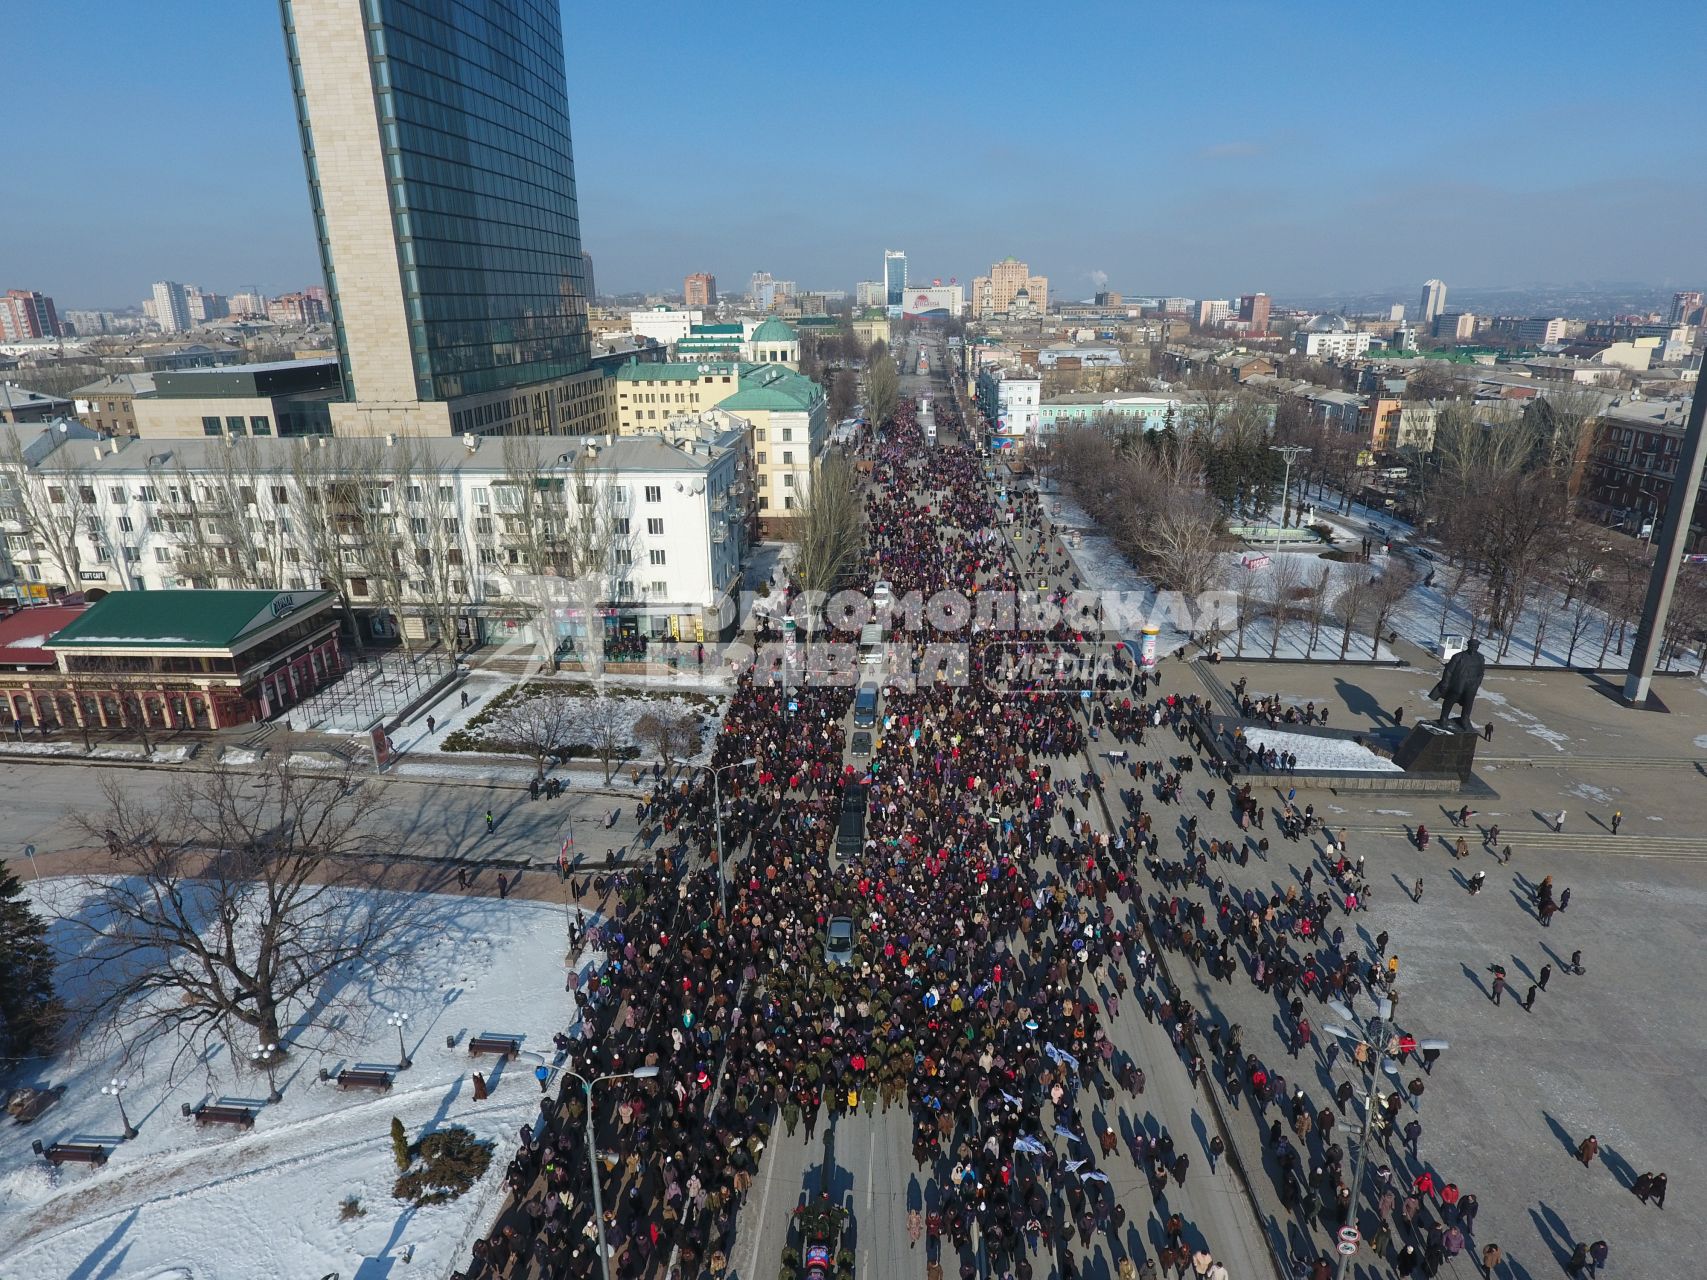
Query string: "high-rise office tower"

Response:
xmin=0 ymin=290 xmax=61 ymax=340
xmin=1419 ymin=279 xmax=1448 ymax=326
xmin=1671 ymin=290 xmax=1703 ymax=325
xmin=151 ymin=281 xmax=192 ymax=333
xmin=279 ymin=0 xmax=602 ymax=436
xmin=883 ymin=250 xmax=908 ymax=307
xmin=684 ymin=273 xmax=717 ymax=308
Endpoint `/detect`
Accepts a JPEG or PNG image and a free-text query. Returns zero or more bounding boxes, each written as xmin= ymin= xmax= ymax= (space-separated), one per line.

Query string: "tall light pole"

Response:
xmin=558 ymin=1062 xmax=660 ymax=1280
xmin=250 ymin=1043 xmax=284 ymax=1103
xmin=101 ymin=1077 xmax=139 ymax=1140
xmin=701 ymin=757 xmax=757 ymax=918
xmin=1624 ymin=357 xmax=1707 ymax=705
xmin=1322 ymin=995 xmax=1448 ymax=1280
xmin=1270 ymin=444 xmax=1311 ymax=533
xmin=386 ymin=1011 xmax=412 ymax=1070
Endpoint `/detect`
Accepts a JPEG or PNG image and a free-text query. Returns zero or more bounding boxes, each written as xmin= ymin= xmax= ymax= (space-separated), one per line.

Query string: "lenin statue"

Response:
xmin=1428 ymin=638 xmax=1486 ymax=729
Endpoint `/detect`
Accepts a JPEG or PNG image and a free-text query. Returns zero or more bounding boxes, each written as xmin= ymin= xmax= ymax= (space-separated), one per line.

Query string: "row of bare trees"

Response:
xmin=480 ymin=683 xmax=698 ymax=783
xmin=0 ymin=432 xmax=622 ymax=666
xmin=1052 ymin=427 xmax=1224 ymax=597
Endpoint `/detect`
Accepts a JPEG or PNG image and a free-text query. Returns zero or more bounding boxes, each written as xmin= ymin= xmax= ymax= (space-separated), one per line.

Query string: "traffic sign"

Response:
xmin=23 ymin=844 xmax=36 ymax=859
xmin=1336 ymin=1241 xmax=1357 ymax=1256
xmin=1338 ymin=1227 xmax=1360 ymax=1244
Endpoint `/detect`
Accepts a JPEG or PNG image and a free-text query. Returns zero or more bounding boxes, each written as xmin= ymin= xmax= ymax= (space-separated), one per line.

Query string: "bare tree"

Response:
xmin=791 ymin=451 xmax=866 ymax=650
xmin=483 ymin=685 xmax=579 ymax=779
xmin=865 ymin=354 xmax=900 ymax=429
xmin=1334 ymin=566 xmax=1375 ymax=660
xmin=633 ymin=704 xmax=698 ymax=774
xmin=1303 ymin=565 xmax=1332 ymax=654
xmin=349 ymin=439 xmax=414 ymax=655
xmin=1263 ymin=554 xmax=1305 ymax=658
xmin=62 ymin=762 xmax=420 ymax=1075
xmin=289 ymin=438 xmax=368 ymax=654
xmin=0 ymin=429 xmax=98 ymax=590
xmin=576 ymin=694 xmax=628 ymax=785
xmin=398 ymin=439 xmax=475 ymax=653
xmin=1367 ymin=562 xmax=1417 ymax=659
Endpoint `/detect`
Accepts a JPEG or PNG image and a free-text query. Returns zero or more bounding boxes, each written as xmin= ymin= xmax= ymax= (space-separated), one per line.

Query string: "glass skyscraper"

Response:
xmin=281 ymin=0 xmax=592 ymax=426
xmin=884 ymin=249 xmax=908 ymax=308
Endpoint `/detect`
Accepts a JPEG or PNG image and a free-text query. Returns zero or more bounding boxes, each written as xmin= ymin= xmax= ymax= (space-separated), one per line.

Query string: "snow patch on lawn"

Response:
xmin=4 ymin=882 xmax=602 ymax=1280
xmin=1243 ymin=727 xmax=1402 ymax=773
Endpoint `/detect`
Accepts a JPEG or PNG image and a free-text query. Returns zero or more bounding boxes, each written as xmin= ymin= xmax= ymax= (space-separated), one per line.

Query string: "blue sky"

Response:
xmin=9 ymin=0 xmax=1706 ymax=308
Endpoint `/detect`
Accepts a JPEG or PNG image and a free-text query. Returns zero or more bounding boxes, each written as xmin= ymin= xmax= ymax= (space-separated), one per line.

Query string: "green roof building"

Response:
xmin=42 ymin=588 xmax=344 ymax=728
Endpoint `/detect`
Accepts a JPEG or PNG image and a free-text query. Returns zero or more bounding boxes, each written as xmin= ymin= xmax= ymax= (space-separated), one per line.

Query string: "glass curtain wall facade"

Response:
xmin=884 ymin=250 xmax=907 ymax=307
xmin=282 ymin=0 xmax=591 ymax=403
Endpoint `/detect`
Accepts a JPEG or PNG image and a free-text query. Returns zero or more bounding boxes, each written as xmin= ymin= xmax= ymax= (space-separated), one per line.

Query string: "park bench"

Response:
xmin=467 ymin=1035 xmax=522 ymax=1060
xmin=33 ymin=1139 xmax=107 ymax=1166
xmin=186 ymin=1102 xmax=256 ymax=1129
xmin=334 ymin=1068 xmax=393 ymax=1092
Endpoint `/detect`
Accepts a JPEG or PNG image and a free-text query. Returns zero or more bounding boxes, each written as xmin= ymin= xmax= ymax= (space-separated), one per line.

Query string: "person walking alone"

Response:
xmin=1521 ymin=982 xmax=1537 ymax=1011
xmin=1480 ymin=1242 xmax=1502 ymax=1277
xmin=1490 ymin=971 xmax=1506 ymax=1005
xmin=1576 ymin=1134 xmax=1599 ymax=1167
xmin=485 ymin=809 xmax=495 ymax=834
xmin=1538 ymin=963 xmax=1552 ymax=991
xmin=1611 ymin=809 xmax=1622 ymax=834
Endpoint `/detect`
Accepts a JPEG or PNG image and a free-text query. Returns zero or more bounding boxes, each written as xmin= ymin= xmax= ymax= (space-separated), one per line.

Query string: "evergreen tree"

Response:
xmin=0 ymin=859 xmax=62 ymax=1059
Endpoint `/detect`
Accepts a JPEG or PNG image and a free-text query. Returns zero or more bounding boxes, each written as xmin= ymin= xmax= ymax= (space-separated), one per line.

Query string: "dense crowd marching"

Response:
xmin=458 ymin=394 xmax=1526 ymax=1280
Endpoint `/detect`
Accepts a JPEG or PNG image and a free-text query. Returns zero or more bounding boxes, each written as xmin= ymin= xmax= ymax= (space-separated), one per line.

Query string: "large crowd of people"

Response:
xmin=458 ymin=394 xmax=1508 ymax=1280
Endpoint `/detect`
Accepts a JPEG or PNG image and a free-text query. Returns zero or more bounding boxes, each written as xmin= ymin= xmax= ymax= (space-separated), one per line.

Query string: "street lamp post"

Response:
xmin=101 ymin=1077 xmax=139 ymax=1140
xmin=703 ymin=757 xmax=758 ymax=918
xmin=386 ymin=1011 xmax=412 ymax=1070
xmin=559 ymin=1063 xmax=660 ymax=1280
xmin=1270 ymin=444 xmax=1312 ymax=534
xmin=1322 ymin=995 xmax=1448 ymax=1280
xmin=250 ymin=1043 xmax=284 ymax=1103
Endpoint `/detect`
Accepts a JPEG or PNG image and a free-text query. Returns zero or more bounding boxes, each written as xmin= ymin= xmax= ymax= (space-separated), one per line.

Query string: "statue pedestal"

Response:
xmin=1394 ymin=722 xmax=1479 ymax=781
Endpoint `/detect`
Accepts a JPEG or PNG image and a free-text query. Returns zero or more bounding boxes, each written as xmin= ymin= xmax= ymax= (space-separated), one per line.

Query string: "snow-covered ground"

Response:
xmin=2 ymin=883 xmax=599 ymax=1280
xmin=1045 ymin=488 xmax=1394 ymax=661
xmin=1242 ymin=726 xmax=1402 ymax=773
xmin=1052 ymin=482 xmax=1702 ymax=673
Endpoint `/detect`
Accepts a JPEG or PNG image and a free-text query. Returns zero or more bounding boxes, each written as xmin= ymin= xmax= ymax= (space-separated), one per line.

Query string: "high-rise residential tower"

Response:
xmin=1419 ymin=279 xmax=1448 ymax=325
xmin=151 ymin=281 xmax=192 ymax=333
xmin=971 ymin=258 xmax=1049 ymax=319
xmin=279 ymin=0 xmax=605 ymax=436
xmin=883 ymin=250 xmax=908 ymax=307
xmin=684 ymin=273 xmax=717 ymax=308
xmin=0 ymin=290 xmax=61 ymax=340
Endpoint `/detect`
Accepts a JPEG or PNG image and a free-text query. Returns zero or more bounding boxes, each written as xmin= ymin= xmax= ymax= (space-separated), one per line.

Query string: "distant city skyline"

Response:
xmin=7 ymin=1 xmax=1706 ymax=308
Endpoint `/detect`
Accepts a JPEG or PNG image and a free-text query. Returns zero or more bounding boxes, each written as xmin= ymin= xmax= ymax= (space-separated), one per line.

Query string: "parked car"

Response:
xmin=851 ymin=730 xmax=872 ymax=757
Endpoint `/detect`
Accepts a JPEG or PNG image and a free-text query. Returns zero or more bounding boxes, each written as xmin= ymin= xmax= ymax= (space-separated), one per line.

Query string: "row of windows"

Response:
xmin=202 ymin=415 xmax=273 ymax=437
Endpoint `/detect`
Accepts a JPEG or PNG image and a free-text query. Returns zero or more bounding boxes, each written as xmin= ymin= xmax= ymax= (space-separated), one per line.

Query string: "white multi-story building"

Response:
xmin=1293 ymin=316 xmax=1374 ymax=360
xmin=1197 ymin=299 xmax=1232 ymax=328
xmin=630 ymin=306 xmax=704 ymax=346
xmin=0 ymin=427 xmax=753 ymax=643
xmin=976 ymin=367 xmax=1042 ymax=446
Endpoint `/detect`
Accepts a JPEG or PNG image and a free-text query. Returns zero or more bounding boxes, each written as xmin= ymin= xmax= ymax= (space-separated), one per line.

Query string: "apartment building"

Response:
xmin=0 ymin=427 xmax=753 ymax=643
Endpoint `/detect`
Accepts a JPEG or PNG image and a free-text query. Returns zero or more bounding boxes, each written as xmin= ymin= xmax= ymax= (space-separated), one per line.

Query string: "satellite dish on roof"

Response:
xmin=692 ymin=479 xmax=705 ymax=494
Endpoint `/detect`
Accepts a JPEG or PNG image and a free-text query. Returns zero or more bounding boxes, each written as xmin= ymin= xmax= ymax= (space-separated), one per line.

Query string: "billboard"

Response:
xmin=902 ymin=286 xmax=964 ymax=320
